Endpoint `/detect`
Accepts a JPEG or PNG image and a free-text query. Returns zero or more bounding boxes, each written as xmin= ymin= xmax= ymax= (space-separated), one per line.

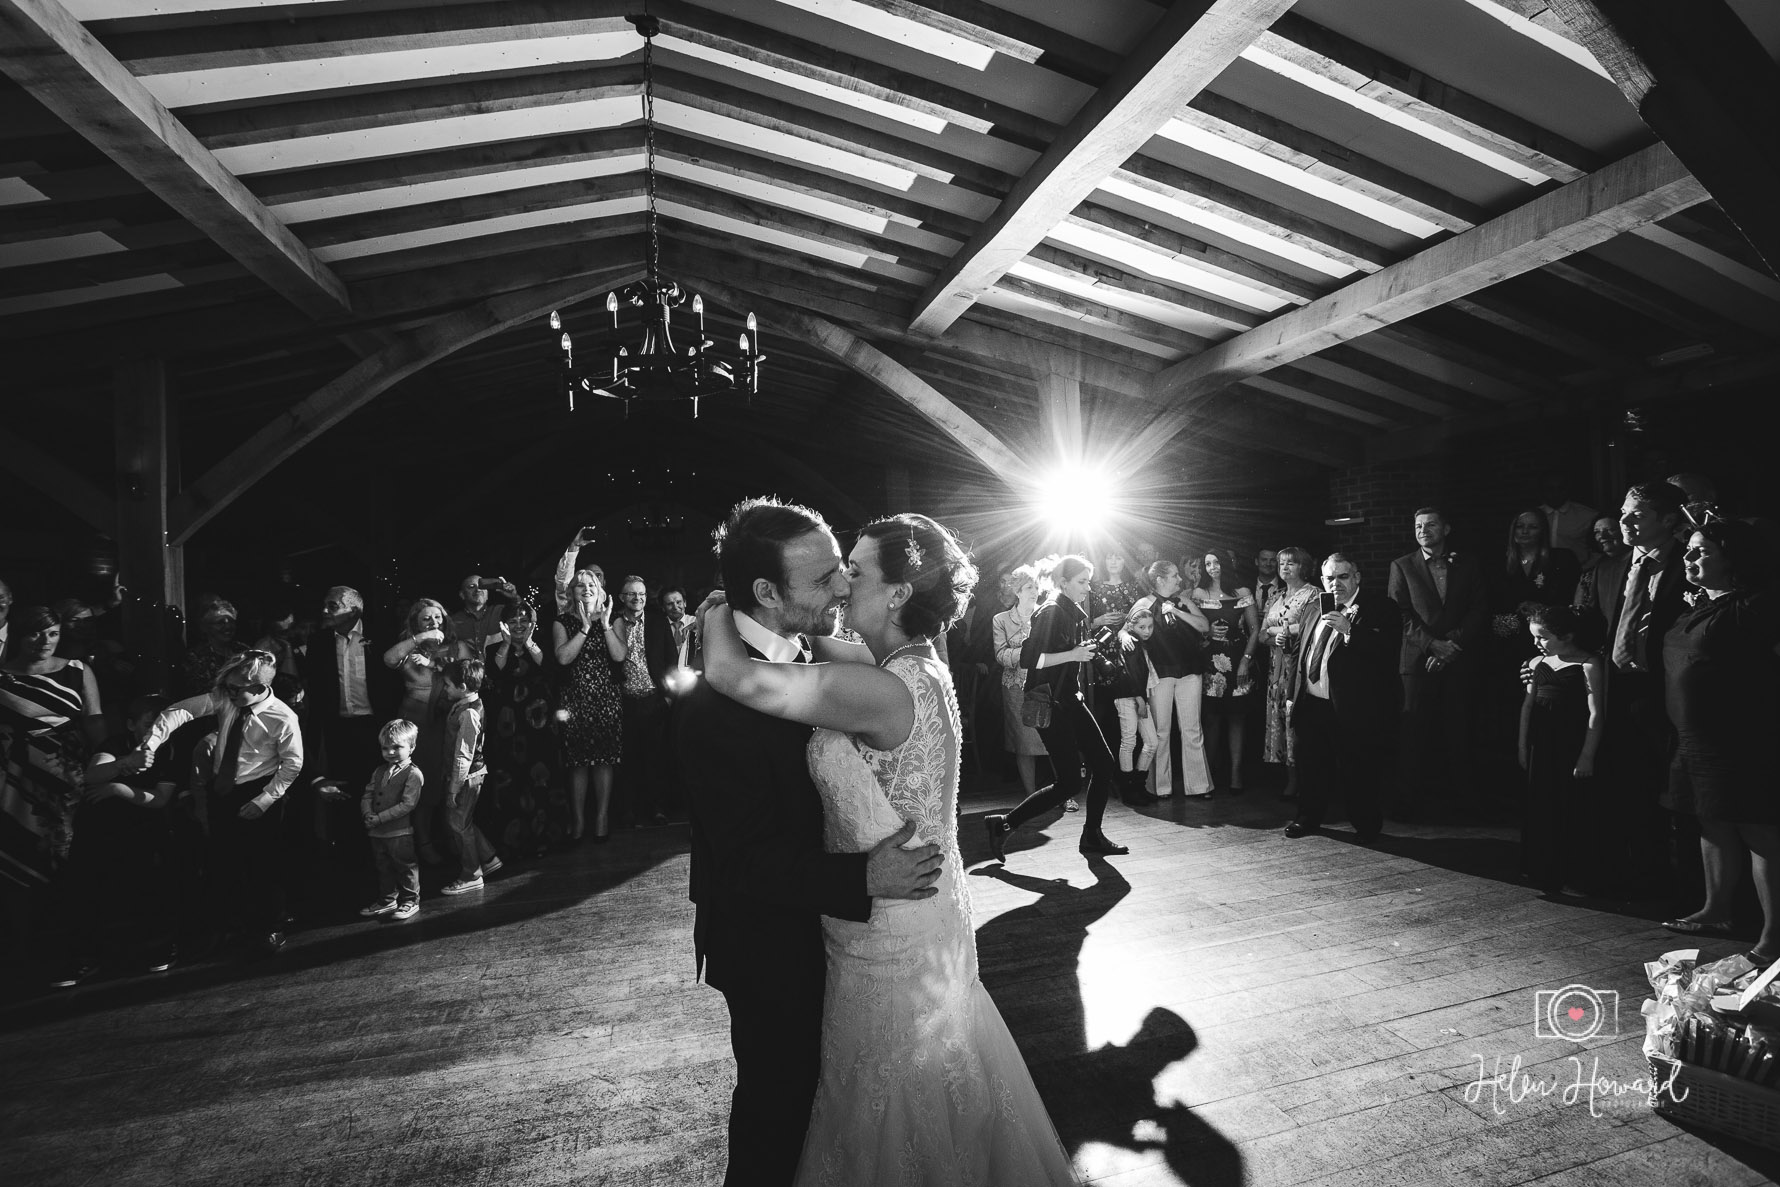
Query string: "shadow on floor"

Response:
xmin=975 ymin=860 xmax=1243 ymax=1187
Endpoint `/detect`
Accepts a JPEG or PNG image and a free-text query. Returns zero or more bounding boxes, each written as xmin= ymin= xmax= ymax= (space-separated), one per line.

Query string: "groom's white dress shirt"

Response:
xmin=733 ymin=611 xmax=808 ymax=663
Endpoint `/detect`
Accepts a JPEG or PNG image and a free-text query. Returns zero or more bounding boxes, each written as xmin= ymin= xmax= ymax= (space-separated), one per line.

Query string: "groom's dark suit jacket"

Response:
xmin=678 ymin=639 xmax=872 ymax=994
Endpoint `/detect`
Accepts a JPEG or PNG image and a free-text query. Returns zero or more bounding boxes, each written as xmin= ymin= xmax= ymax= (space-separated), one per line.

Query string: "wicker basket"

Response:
xmin=1649 ymin=1055 xmax=1780 ymax=1151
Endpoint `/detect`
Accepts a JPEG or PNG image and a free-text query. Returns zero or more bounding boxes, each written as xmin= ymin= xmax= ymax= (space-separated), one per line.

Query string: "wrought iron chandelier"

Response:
xmin=548 ymin=8 xmax=764 ymax=418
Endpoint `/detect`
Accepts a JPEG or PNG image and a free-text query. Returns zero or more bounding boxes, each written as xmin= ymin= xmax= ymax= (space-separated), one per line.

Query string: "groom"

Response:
xmin=679 ymin=496 xmax=943 ymax=1186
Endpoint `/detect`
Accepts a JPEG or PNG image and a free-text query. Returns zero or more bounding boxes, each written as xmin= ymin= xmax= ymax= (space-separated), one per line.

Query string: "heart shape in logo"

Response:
xmin=1568 ymin=1007 xmax=1586 ymax=1022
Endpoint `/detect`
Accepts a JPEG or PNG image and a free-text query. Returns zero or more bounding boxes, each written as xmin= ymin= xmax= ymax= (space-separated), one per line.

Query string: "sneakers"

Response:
xmin=48 ymin=959 xmax=99 ymax=989
xmin=387 ymin=900 xmax=420 ymax=921
xmin=1064 ymin=798 xmax=1080 ymax=813
xmin=359 ymin=900 xmax=398 ymax=917
xmin=145 ymin=944 xmax=177 ymax=974
xmin=481 ymin=856 xmax=503 ymax=876
xmin=441 ymin=876 xmax=483 ymax=895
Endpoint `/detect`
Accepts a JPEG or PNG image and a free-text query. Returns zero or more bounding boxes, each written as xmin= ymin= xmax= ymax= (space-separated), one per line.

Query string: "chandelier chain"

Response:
xmin=641 ymin=6 xmax=659 ymax=283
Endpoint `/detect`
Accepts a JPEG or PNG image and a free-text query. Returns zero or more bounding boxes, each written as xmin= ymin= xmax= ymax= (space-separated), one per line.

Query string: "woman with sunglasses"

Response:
xmin=130 ymin=650 xmax=304 ymax=956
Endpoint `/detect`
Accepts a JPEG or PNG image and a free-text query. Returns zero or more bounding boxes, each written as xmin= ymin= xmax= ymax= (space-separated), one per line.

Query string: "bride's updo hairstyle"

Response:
xmin=859 ymin=513 xmax=978 ymax=641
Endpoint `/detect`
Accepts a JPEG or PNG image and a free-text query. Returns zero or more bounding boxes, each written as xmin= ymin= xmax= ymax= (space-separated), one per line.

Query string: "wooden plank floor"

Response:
xmin=4 ymin=783 xmax=1779 ymax=1187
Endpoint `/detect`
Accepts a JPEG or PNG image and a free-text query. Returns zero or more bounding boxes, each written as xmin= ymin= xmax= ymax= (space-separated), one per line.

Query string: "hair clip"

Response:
xmin=904 ymin=531 xmax=926 ymax=572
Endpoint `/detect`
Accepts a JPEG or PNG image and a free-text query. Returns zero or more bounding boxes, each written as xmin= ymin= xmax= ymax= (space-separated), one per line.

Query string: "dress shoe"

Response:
xmin=1078 ymin=832 xmax=1128 ymax=856
xmin=984 ymin=815 xmax=1010 ymax=862
xmin=1283 ymin=821 xmax=1317 ymax=839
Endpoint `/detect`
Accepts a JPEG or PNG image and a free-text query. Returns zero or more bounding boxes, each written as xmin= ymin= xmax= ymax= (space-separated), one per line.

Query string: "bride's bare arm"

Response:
xmin=703 ymin=607 xmax=916 ymax=749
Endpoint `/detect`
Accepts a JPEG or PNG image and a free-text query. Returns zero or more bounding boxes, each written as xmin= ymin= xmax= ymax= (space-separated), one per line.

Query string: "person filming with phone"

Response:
xmin=1283 ymin=554 xmax=1402 ymax=843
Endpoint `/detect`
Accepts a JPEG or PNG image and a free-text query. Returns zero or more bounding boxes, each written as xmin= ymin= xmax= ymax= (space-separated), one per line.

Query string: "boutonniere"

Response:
xmin=1446 ymin=551 xmax=1459 ymax=564
xmin=1683 ymin=588 xmax=1703 ymax=608
xmin=1534 ymin=572 xmax=1546 ymax=589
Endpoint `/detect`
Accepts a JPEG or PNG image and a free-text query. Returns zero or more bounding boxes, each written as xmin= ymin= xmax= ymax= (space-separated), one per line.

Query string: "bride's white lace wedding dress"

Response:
xmin=795 ymin=650 xmax=1078 ymax=1186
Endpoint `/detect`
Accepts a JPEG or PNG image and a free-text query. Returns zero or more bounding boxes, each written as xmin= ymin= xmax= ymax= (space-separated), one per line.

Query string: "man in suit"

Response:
xmin=1285 ymin=553 xmax=1402 ymax=842
xmin=1595 ymin=481 xmax=1694 ymax=890
xmin=296 ymin=585 xmax=398 ymax=912
xmin=615 ymin=575 xmax=677 ymax=826
xmin=1387 ymin=506 xmax=1488 ymax=812
xmin=678 ymin=497 xmax=942 ymax=1186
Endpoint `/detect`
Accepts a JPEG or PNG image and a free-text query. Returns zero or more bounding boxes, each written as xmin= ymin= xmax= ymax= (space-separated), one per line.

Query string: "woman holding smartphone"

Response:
xmin=553 ymin=569 xmax=626 ymax=842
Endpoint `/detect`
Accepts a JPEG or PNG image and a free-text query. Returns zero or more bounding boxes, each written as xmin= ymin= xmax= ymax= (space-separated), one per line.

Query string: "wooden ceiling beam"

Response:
xmin=1541 ymin=255 xmax=1751 ymax=347
xmin=0 ymin=0 xmax=351 ymax=320
xmin=1067 ymin=202 xmax=1322 ymax=305
xmin=845 ymin=0 xmax=1121 ymax=81
xmin=168 ymin=266 xmax=645 ymax=544
xmin=1540 ymin=0 xmax=1780 ymax=275
xmin=1023 ymin=242 xmax=1258 ymax=334
xmin=908 ymin=0 xmax=1296 ymax=336
xmin=1143 ymin=141 xmax=1704 ymax=430
xmin=1255 ymin=11 xmax=1600 ymax=183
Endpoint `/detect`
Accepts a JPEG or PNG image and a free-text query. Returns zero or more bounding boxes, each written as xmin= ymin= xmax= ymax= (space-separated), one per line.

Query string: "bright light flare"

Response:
xmin=1035 ymin=464 xmax=1119 ymax=541
xmin=664 ymin=666 xmax=698 ymax=696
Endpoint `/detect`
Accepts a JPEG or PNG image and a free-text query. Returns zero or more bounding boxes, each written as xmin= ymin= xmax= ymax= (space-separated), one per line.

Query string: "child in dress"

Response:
xmin=1110 ymin=606 xmax=1160 ymax=803
xmin=361 ymin=719 xmax=423 ymax=922
xmin=1517 ymin=605 xmax=1603 ymax=895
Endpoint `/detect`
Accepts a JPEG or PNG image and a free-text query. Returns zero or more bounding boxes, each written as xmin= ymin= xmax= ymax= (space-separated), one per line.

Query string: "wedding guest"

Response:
xmin=1659 ymin=521 xmax=1779 ymax=965
xmin=1092 ymin=552 xmax=1141 ymax=617
xmin=52 ymin=694 xmax=183 ymax=986
xmin=1598 ymin=481 xmax=1693 ymax=887
xmin=552 ymin=526 xmax=599 ymax=614
xmin=1 ymin=606 xmax=104 ymax=885
xmin=1572 ymin=514 xmax=1628 ymax=614
xmin=135 ymin=650 xmax=303 ymax=956
xmin=180 ymin=600 xmax=239 ymax=696
xmin=1108 ymin=605 xmax=1159 ymax=803
xmin=662 ymin=588 xmax=697 ymax=670
xmin=992 ymin=566 xmax=1046 ymax=799
xmin=1518 ymin=606 xmax=1603 ymax=895
xmin=615 ymin=575 xmax=673 ymax=827
xmin=1261 ymin=546 xmax=1319 ymax=799
xmin=986 ymin=556 xmax=1127 ymax=858
xmin=1389 ymin=507 xmax=1489 ymax=812
xmin=1284 ymin=555 xmax=1402 ymax=841
xmin=1178 ymin=555 xmax=1204 ymax=591
xmin=1254 ymin=548 xmax=1284 ymax=608
xmin=1667 ymin=473 xmax=1721 ymax=539
xmin=449 ymin=574 xmax=516 ymax=663
xmin=252 ymin=605 xmax=303 ymax=709
xmin=1190 ymin=549 xmax=1259 ymax=793
xmin=439 ymin=658 xmax=501 ymax=894
xmin=358 ymin=719 xmax=422 ymax=922
xmin=1131 ymin=540 xmax=1161 ymax=592
xmin=1489 ymin=508 xmax=1581 ymax=756
xmin=1540 ymin=473 xmax=1599 ymax=562
xmin=553 ymin=568 xmax=626 ymax=842
xmin=1130 ymin=561 xmax=1213 ymax=799
xmin=486 ymin=603 xmax=563 ymax=854
xmin=382 ymin=599 xmax=455 ymax=863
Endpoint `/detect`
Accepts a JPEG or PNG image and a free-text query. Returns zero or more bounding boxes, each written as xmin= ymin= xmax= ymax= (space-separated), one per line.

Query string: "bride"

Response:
xmin=702 ymin=513 xmax=1078 ymax=1186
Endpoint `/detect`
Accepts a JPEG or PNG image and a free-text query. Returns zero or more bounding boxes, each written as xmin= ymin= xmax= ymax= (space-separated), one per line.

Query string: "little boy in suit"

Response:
xmin=361 ymin=719 xmax=423 ymax=922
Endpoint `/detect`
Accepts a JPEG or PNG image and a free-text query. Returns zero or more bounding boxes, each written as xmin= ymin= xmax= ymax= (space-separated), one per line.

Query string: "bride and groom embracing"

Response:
xmin=679 ymin=498 xmax=1078 ymax=1186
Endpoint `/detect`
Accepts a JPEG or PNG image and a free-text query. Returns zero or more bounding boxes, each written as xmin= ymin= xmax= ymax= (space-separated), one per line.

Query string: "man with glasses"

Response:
xmin=128 ymin=650 xmax=304 ymax=955
xmin=616 ymin=575 xmax=674 ymax=826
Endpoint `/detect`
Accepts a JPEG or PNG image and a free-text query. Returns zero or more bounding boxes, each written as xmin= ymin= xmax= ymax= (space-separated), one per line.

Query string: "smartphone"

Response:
xmin=1319 ymin=591 xmax=1338 ymax=615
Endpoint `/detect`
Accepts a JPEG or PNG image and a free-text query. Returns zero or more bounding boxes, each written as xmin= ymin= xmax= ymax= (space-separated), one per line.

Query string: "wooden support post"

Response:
xmin=113 ymin=358 xmax=182 ymax=692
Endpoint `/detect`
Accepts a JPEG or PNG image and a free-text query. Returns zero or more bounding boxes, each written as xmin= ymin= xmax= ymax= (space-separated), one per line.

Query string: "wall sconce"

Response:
xmin=1324 ymin=516 xmax=1367 ymax=526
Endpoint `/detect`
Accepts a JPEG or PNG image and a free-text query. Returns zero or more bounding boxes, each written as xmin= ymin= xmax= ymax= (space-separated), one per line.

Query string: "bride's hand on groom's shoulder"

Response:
xmin=866 ymin=820 xmax=942 ymax=900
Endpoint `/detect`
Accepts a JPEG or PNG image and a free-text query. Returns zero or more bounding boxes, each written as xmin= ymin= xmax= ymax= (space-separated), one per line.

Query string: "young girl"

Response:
xmin=1108 ymin=605 xmax=1159 ymax=803
xmin=1518 ymin=604 xmax=1603 ymax=895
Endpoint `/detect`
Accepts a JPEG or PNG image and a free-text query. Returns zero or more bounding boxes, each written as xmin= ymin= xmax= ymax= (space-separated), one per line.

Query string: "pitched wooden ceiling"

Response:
xmin=3 ymin=0 xmax=1778 ymax=537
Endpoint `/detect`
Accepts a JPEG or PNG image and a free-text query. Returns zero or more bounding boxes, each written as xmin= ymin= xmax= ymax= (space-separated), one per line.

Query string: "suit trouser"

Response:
xmin=717 ymin=970 xmax=825 ymax=1187
xmin=1400 ymin=667 xmax=1472 ymax=801
xmin=1011 ymin=690 xmax=1118 ymax=834
xmin=446 ymin=775 xmax=498 ymax=880
xmin=209 ymin=777 xmax=286 ymax=933
xmin=1603 ymin=670 xmax=1680 ymax=889
xmin=621 ymin=693 xmax=669 ymax=822
xmin=1149 ymin=675 xmax=1211 ymax=796
xmin=1292 ymin=695 xmax=1385 ymax=835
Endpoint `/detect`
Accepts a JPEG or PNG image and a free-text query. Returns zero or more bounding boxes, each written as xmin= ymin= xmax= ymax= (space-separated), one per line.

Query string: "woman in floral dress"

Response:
xmin=552 ymin=570 xmax=625 ymax=842
xmin=487 ymin=603 xmax=566 ymax=854
xmin=1190 ymin=549 xmax=1260 ymax=793
xmin=1260 ymin=547 xmax=1319 ymax=799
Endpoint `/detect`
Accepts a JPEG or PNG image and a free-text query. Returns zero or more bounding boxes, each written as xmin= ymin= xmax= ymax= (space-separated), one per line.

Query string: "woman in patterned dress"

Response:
xmin=1260 ymin=547 xmax=1319 ymax=799
xmin=1190 ymin=549 xmax=1260 ymax=793
xmin=552 ymin=569 xmax=625 ymax=842
xmin=487 ymin=603 xmax=565 ymax=854
xmin=1 ymin=606 xmax=105 ymax=886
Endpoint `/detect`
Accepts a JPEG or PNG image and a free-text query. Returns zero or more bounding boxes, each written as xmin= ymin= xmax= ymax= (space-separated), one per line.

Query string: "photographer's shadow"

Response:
xmin=976 ymin=861 xmax=1242 ymax=1187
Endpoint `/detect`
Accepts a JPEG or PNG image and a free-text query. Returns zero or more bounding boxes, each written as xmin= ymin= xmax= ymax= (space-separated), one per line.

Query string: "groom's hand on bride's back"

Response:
xmin=866 ymin=820 xmax=942 ymax=900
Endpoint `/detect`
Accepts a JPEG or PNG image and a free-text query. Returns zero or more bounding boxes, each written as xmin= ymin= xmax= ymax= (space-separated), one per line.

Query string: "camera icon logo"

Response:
xmin=1534 ymin=984 xmax=1619 ymax=1041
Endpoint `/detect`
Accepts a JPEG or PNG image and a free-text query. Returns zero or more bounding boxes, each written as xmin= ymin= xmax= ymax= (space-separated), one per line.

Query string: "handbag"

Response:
xmin=1020 ymin=683 xmax=1053 ymax=729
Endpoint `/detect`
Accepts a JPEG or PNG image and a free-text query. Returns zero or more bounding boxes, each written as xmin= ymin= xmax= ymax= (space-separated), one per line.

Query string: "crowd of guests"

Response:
xmin=0 ymin=527 xmax=702 ymax=986
xmin=3 ymin=467 xmax=1775 ymax=985
xmin=956 ymin=472 xmax=1778 ymax=966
